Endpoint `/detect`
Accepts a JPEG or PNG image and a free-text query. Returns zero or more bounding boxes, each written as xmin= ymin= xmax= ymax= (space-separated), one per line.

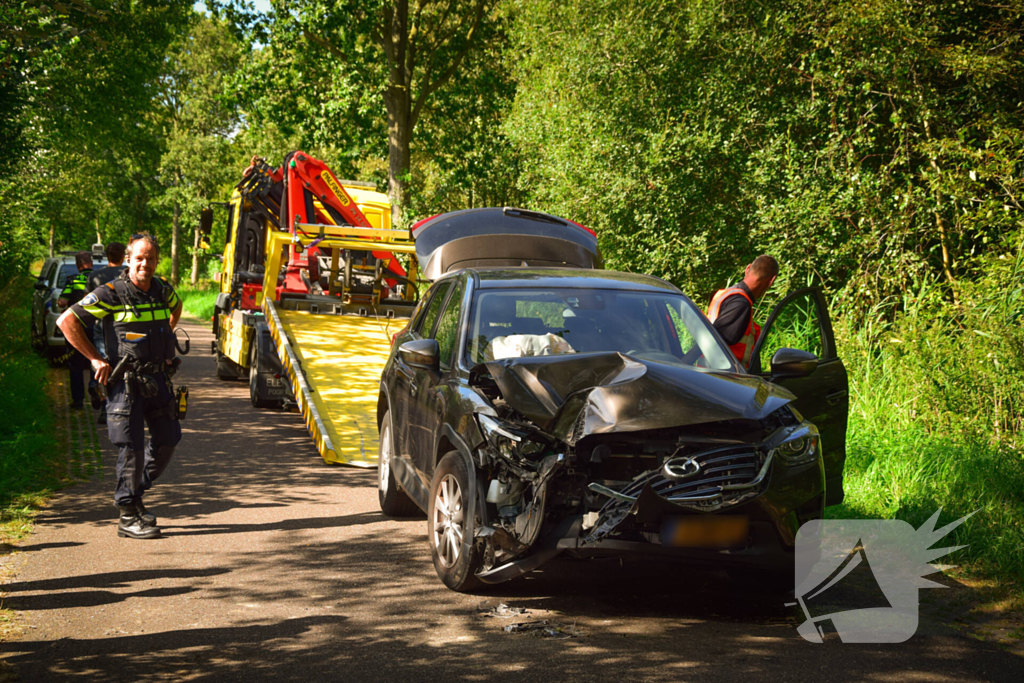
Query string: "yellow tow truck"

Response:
xmin=207 ymin=151 xmax=418 ymax=467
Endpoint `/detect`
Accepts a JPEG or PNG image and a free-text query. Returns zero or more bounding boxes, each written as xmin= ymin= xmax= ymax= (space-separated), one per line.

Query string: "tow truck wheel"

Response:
xmin=428 ymin=452 xmax=485 ymax=592
xmin=215 ymin=344 xmax=241 ymax=380
xmin=377 ymin=411 xmax=420 ymax=517
xmin=249 ymin=342 xmax=279 ymax=409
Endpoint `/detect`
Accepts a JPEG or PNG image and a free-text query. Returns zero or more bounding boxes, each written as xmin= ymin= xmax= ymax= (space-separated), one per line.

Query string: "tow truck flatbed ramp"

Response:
xmin=265 ymin=302 xmax=399 ymax=467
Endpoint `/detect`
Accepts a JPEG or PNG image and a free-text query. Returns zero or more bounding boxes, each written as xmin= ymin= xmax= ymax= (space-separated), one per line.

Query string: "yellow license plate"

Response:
xmin=660 ymin=516 xmax=749 ymax=548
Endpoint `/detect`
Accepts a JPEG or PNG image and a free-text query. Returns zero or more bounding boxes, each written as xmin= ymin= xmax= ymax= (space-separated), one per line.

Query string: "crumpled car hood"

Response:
xmin=471 ymin=352 xmax=795 ymax=443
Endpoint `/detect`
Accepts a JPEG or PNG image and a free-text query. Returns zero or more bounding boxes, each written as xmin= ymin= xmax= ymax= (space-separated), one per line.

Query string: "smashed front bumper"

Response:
xmin=475 ymin=424 xmax=824 ymax=584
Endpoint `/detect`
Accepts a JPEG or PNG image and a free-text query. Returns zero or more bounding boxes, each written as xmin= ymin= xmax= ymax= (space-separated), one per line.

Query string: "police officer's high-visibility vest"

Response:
xmin=707 ymin=287 xmax=761 ymax=367
xmin=61 ymin=269 xmax=93 ymax=306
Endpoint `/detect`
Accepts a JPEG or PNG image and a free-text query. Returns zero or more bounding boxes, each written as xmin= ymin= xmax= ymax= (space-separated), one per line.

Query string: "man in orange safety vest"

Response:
xmin=706 ymin=255 xmax=779 ymax=367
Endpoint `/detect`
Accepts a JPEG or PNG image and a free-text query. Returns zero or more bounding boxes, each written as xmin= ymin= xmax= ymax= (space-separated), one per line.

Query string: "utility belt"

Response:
xmin=106 ymin=355 xmax=188 ymax=419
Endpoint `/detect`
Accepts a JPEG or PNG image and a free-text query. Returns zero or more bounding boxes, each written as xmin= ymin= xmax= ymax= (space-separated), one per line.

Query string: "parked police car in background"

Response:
xmin=31 ymin=250 xmax=107 ymax=366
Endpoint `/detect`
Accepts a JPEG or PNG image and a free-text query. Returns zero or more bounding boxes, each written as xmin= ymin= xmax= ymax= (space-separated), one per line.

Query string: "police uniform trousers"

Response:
xmin=106 ymin=373 xmax=182 ymax=507
xmin=67 ymin=327 xmax=93 ymax=404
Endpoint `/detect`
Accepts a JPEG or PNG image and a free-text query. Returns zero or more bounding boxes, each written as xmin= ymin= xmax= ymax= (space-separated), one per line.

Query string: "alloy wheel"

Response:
xmin=379 ymin=422 xmax=391 ymax=496
xmin=432 ymin=474 xmax=464 ymax=568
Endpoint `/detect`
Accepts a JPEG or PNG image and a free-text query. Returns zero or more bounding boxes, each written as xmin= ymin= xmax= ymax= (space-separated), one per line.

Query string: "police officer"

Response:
xmin=57 ymin=252 xmax=94 ymax=409
xmin=84 ymin=242 xmax=127 ymax=424
xmin=57 ymin=234 xmax=184 ymax=539
xmin=88 ymin=241 xmax=127 ymax=292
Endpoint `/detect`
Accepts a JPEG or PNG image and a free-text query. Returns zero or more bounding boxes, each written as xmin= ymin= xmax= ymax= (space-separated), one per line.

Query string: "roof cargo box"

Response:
xmin=412 ymin=207 xmax=602 ymax=280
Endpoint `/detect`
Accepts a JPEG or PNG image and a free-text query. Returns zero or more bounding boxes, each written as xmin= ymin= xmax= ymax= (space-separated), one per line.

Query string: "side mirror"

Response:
xmin=34 ymin=282 xmax=50 ymax=291
xmin=200 ymin=207 xmax=214 ymax=237
xmin=399 ymin=339 xmax=440 ymax=371
xmin=770 ymin=348 xmax=819 ymax=379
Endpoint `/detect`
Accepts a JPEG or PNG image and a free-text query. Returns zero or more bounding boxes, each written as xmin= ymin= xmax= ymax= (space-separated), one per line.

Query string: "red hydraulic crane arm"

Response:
xmin=272 ymin=152 xmax=407 ymax=298
xmin=284 ymin=152 xmax=372 ymax=232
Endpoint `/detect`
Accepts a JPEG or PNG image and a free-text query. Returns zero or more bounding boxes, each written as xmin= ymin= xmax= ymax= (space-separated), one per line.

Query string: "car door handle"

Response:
xmin=827 ymin=390 xmax=848 ymax=405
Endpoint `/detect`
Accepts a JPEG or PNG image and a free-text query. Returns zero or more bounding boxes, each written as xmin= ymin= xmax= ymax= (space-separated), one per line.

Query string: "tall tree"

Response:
xmin=507 ymin=0 xmax=1024 ymax=311
xmin=156 ymin=13 xmax=243 ymax=284
xmin=233 ymin=0 xmax=496 ymax=225
xmin=0 ymin=0 xmax=191 ymax=267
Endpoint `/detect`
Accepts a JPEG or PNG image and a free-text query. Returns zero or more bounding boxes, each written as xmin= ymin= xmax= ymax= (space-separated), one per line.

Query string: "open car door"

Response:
xmin=749 ymin=287 xmax=849 ymax=507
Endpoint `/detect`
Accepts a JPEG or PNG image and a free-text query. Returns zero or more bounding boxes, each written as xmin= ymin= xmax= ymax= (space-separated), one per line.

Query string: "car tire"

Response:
xmin=377 ymin=411 xmax=420 ymax=517
xmin=428 ymin=451 xmax=485 ymax=593
xmin=30 ymin=321 xmax=44 ymax=351
xmin=249 ymin=342 xmax=279 ymax=409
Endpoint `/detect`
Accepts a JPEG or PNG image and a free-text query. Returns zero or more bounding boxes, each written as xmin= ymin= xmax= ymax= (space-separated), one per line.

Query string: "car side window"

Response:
xmin=759 ymin=291 xmax=824 ymax=365
xmin=45 ymin=262 xmax=58 ymax=287
xmin=433 ymin=281 xmax=464 ymax=368
xmin=416 ymin=281 xmax=451 ymax=337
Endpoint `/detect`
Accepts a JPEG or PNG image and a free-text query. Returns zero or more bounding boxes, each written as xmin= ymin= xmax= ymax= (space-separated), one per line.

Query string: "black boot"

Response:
xmin=136 ymin=501 xmax=157 ymax=526
xmin=117 ymin=506 xmax=161 ymax=539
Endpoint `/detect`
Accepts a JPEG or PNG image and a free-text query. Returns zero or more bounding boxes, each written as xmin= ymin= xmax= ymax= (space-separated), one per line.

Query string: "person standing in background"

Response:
xmin=56 ymin=251 xmax=94 ymax=409
xmin=706 ymin=255 xmax=779 ymax=368
xmin=85 ymin=242 xmax=127 ymax=423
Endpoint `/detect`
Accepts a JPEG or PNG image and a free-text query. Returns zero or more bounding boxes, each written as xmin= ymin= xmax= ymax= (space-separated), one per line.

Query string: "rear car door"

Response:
xmin=410 ymin=278 xmax=465 ymax=478
xmin=749 ymin=287 xmax=849 ymax=506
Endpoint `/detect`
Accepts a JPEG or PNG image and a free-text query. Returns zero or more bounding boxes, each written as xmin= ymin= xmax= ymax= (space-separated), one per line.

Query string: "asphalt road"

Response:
xmin=1 ymin=320 xmax=1020 ymax=682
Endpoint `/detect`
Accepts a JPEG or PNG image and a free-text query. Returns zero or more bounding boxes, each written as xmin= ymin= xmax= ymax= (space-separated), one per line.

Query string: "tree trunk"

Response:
xmin=385 ymin=88 xmax=412 ymax=228
xmin=190 ymin=225 xmax=201 ymax=285
xmin=48 ymin=222 xmax=55 ymax=257
xmin=171 ymin=201 xmax=181 ymax=285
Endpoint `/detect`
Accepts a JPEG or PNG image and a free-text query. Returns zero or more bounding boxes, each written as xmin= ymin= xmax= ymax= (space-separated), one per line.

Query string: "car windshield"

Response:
xmin=466 ymin=287 xmax=739 ymax=371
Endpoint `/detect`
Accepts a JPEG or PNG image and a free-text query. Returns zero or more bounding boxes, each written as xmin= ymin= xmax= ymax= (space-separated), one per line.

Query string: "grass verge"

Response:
xmin=0 ymin=278 xmax=64 ymax=543
xmin=828 ymin=308 xmax=1024 ymax=627
xmin=0 ymin=276 xmax=98 ymax=644
xmin=176 ymin=280 xmax=219 ymax=321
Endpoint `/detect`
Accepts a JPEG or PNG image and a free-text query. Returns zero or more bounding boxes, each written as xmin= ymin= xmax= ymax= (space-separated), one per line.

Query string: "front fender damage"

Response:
xmin=465 ymin=353 xmax=803 ymax=584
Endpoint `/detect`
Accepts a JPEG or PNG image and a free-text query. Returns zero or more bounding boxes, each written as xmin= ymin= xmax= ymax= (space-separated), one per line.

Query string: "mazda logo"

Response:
xmin=663 ymin=456 xmax=701 ymax=481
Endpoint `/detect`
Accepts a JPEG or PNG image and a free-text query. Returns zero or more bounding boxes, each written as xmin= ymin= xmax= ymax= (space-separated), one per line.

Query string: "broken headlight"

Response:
xmin=775 ymin=430 xmax=820 ymax=466
xmin=477 ymin=414 xmax=546 ymax=460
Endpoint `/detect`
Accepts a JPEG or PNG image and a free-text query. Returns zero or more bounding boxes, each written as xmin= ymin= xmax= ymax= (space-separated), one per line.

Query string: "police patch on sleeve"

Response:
xmin=81 ymin=292 xmax=99 ymax=306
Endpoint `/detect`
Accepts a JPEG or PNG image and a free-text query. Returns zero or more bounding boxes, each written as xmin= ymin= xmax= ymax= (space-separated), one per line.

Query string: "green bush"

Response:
xmin=832 ymin=240 xmax=1024 ymax=581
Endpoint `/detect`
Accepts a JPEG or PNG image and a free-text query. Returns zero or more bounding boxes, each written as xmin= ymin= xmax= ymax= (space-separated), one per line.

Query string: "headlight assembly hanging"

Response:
xmin=477 ymin=414 xmax=547 ymax=461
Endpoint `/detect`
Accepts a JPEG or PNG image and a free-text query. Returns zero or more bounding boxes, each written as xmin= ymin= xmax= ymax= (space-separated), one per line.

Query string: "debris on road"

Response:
xmin=479 ymin=602 xmax=531 ymax=619
xmin=502 ymin=619 xmax=584 ymax=639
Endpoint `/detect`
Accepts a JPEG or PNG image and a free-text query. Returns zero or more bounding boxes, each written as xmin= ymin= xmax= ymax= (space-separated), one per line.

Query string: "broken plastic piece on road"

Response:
xmin=479 ymin=602 xmax=530 ymax=619
xmin=502 ymin=620 xmax=583 ymax=639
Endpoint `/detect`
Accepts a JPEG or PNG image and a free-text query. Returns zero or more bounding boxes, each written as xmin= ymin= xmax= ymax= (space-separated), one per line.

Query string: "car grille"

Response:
xmin=623 ymin=445 xmax=765 ymax=503
xmin=585 ymin=443 xmax=773 ymax=537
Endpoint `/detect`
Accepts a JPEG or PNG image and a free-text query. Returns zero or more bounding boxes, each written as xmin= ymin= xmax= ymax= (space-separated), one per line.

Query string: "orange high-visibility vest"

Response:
xmin=707 ymin=287 xmax=761 ymax=367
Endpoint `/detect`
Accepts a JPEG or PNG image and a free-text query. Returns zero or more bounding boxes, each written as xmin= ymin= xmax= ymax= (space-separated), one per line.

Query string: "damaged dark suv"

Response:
xmin=377 ymin=268 xmax=849 ymax=592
